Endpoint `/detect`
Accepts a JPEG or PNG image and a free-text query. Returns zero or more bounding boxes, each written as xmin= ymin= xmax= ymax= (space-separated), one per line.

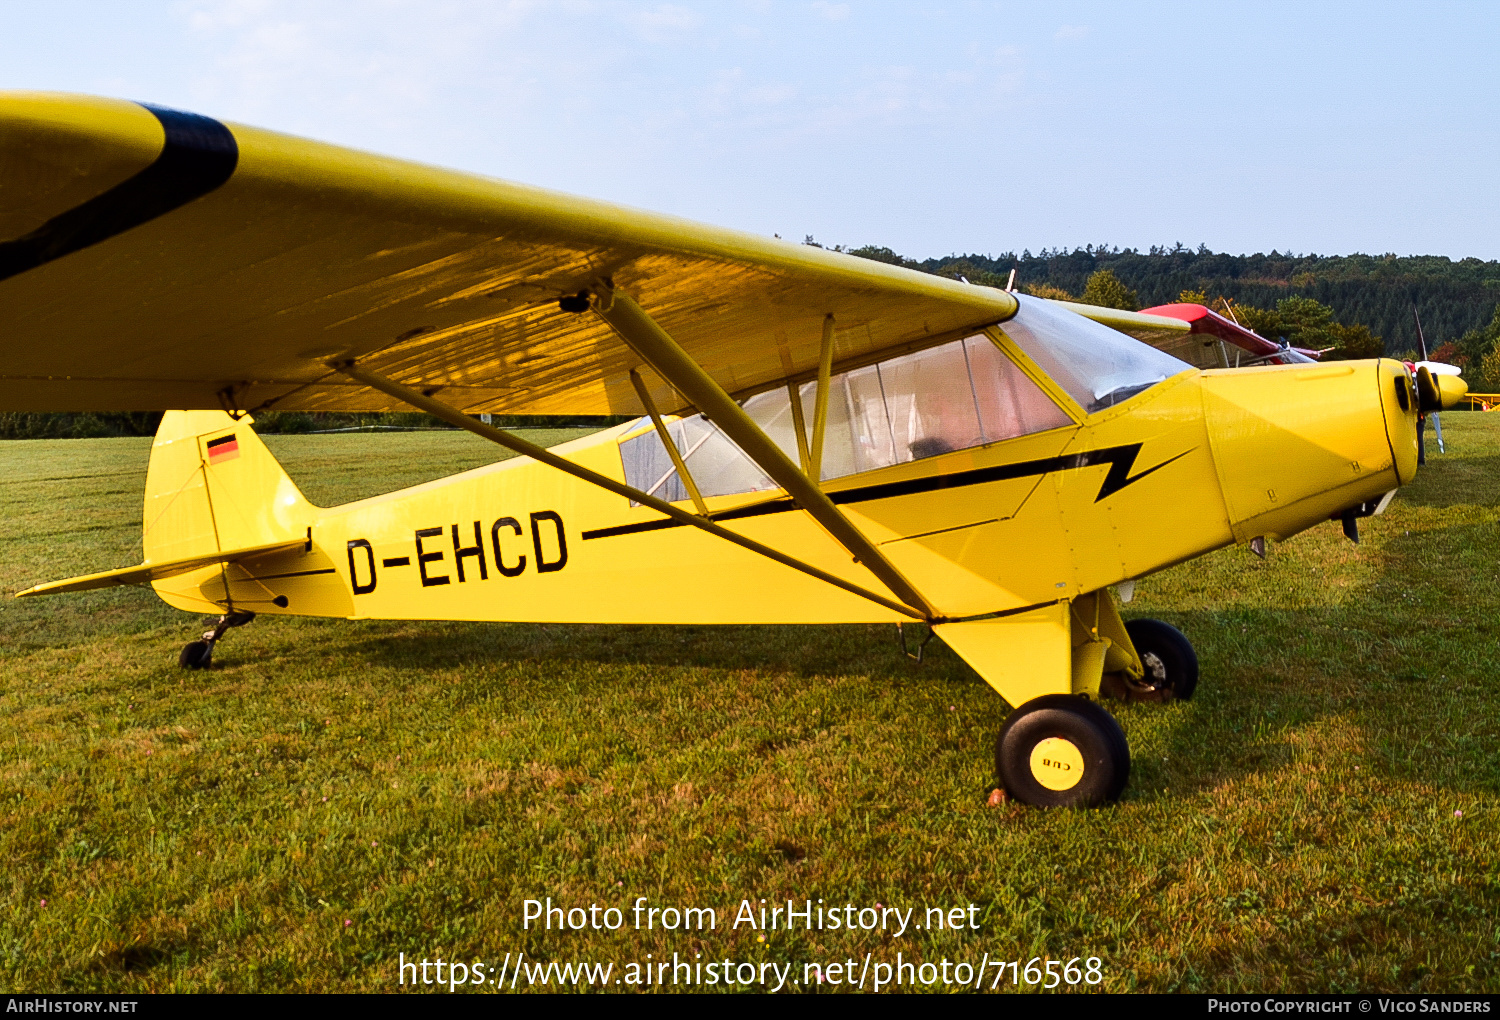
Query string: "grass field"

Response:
xmin=2 ymin=419 xmax=1498 ymax=993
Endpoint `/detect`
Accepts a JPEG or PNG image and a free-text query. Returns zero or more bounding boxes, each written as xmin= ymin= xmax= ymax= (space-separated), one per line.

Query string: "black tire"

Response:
xmin=995 ymin=694 xmax=1130 ymax=808
xmin=178 ymin=641 xmax=212 ymax=670
xmin=1123 ymin=619 xmax=1198 ymax=701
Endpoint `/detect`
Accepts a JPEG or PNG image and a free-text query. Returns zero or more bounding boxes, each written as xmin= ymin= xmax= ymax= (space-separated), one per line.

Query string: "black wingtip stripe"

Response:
xmin=0 ymin=102 xmax=238 ymax=283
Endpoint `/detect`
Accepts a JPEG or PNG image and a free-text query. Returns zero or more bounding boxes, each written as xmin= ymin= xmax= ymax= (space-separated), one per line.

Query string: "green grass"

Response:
xmin=1 ymin=420 xmax=1498 ymax=993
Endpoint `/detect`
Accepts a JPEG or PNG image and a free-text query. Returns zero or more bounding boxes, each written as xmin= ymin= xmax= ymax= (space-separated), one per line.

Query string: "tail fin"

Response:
xmin=142 ymin=411 xmax=350 ymax=617
xmin=19 ymin=412 xmax=350 ymax=616
xmin=143 ymin=410 xmax=312 ymax=563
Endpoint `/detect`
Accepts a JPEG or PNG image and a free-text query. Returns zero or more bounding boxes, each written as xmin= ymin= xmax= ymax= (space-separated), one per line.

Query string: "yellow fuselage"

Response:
xmin=149 ymin=358 xmax=1417 ymax=640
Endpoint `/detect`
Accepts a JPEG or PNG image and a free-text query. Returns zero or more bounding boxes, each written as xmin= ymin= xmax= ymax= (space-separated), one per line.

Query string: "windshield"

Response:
xmin=996 ymin=295 xmax=1191 ymax=412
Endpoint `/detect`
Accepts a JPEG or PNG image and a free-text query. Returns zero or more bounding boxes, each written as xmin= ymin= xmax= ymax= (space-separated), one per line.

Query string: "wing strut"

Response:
xmin=810 ymin=313 xmax=836 ymax=483
xmin=786 ymin=378 xmax=813 ymax=476
xmin=332 ymin=360 xmax=926 ymax=621
xmin=589 ymin=284 xmax=937 ymax=620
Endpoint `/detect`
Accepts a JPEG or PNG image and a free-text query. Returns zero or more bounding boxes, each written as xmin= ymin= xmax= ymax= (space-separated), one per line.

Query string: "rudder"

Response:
xmin=144 ymin=411 xmax=349 ymax=617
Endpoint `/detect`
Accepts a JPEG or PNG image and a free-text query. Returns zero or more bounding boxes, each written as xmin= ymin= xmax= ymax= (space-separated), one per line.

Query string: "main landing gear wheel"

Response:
xmin=1122 ymin=619 xmax=1198 ymax=701
xmin=995 ymin=695 xmax=1130 ymax=808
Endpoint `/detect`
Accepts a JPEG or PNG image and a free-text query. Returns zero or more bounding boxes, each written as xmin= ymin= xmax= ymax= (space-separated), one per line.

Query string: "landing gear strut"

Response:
xmin=178 ymin=611 xmax=256 ymax=670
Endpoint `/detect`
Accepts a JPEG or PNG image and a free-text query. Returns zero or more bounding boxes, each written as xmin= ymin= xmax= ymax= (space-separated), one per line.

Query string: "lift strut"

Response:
xmin=588 ymin=284 xmax=937 ymax=620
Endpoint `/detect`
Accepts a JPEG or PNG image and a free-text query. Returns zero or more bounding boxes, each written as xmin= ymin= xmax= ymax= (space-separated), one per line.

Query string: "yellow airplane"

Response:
xmin=1 ymin=92 xmax=1470 ymax=807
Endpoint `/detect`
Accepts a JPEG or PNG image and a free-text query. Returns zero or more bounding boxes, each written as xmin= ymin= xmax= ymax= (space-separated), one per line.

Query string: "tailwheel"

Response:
xmin=1120 ymin=619 xmax=1198 ymax=701
xmin=995 ymin=694 xmax=1130 ymax=808
xmin=175 ymin=611 xmax=256 ymax=670
xmin=178 ymin=641 xmax=212 ymax=670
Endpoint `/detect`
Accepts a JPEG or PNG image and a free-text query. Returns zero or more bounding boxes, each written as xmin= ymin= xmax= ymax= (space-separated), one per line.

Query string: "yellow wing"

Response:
xmin=1058 ymin=302 xmax=1219 ymax=367
xmin=1055 ymin=302 xmax=1191 ymax=347
xmin=0 ymin=91 xmax=1017 ymax=417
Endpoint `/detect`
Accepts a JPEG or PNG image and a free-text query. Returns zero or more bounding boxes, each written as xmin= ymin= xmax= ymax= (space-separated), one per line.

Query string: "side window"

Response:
xmin=678 ymin=414 xmax=775 ymax=498
xmin=963 ymin=335 xmax=1075 ymax=442
xmin=618 ymin=333 xmax=1072 ymax=500
xmin=854 ymin=343 xmax=982 ymax=464
xmin=619 ymin=417 xmax=690 ymax=503
xmin=618 ymin=414 xmax=774 ymax=502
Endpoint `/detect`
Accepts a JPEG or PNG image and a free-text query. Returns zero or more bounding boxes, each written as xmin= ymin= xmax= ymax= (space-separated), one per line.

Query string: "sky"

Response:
xmin=3 ymin=1 xmax=1498 ymax=261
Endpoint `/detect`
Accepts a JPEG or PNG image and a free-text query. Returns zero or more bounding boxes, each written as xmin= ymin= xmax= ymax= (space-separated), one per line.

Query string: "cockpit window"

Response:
xmin=618 ymin=331 xmax=1073 ymax=501
xmin=996 ymin=295 xmax=1191 ymax=412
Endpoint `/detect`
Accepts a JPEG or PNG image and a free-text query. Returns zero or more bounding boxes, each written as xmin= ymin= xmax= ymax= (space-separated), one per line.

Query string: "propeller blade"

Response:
xmin=1432 ymin=411 xmax=1445 ymax=453
xmin=1414 ymin=306 xmax=1431 ymax=363
xmin=1415 ymin=365 xmax=1444 ymax=412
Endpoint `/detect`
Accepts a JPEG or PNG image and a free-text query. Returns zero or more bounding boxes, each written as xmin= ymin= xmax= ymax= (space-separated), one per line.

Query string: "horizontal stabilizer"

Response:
xmin=15 ymin=538 xmax=307 ymax=598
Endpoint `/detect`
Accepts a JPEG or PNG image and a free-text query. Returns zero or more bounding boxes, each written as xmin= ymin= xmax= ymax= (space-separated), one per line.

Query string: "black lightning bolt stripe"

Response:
xmin=582 ymin=443 xmax=1194 ymax=541
xmin=0 ymin=104 xmax=238 ymax=283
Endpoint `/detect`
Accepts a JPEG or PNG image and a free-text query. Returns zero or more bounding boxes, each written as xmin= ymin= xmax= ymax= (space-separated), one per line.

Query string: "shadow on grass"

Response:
xmin=1162 ymin=874 xmax=1500 ymax=993
xmin=1127 ymin=526 xmax=1500 ymax=800
xmin=92 ymin=938 xmax=190 ymax=976
xmin=332 ymin=619 xmax=975 ymax=689
xmin=280 ymin=515 xmax=1496 ymax=803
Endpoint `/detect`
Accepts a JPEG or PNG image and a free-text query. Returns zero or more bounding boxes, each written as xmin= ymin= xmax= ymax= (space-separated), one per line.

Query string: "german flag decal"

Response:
xmin=206 ymin=433 xmax=240 ymax=464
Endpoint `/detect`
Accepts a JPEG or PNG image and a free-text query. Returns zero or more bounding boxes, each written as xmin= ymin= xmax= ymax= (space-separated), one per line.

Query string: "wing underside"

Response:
xmin=0 ymin=92 xmax=1019 ymax=417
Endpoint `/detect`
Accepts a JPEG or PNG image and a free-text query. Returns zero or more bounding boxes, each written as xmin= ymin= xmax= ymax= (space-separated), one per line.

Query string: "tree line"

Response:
xmin=0 ymin=411 xmax=628 ymax=441
xmin=838 ymin=242 xmax=1500 ymax=390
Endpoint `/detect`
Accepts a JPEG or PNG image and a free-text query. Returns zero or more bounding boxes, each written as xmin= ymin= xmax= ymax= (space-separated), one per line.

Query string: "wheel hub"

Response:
xmin=1029 ymin=737 xmax=1085 ymax=791
xmin=1143 ymin=650 xmax=1167 ymax=684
